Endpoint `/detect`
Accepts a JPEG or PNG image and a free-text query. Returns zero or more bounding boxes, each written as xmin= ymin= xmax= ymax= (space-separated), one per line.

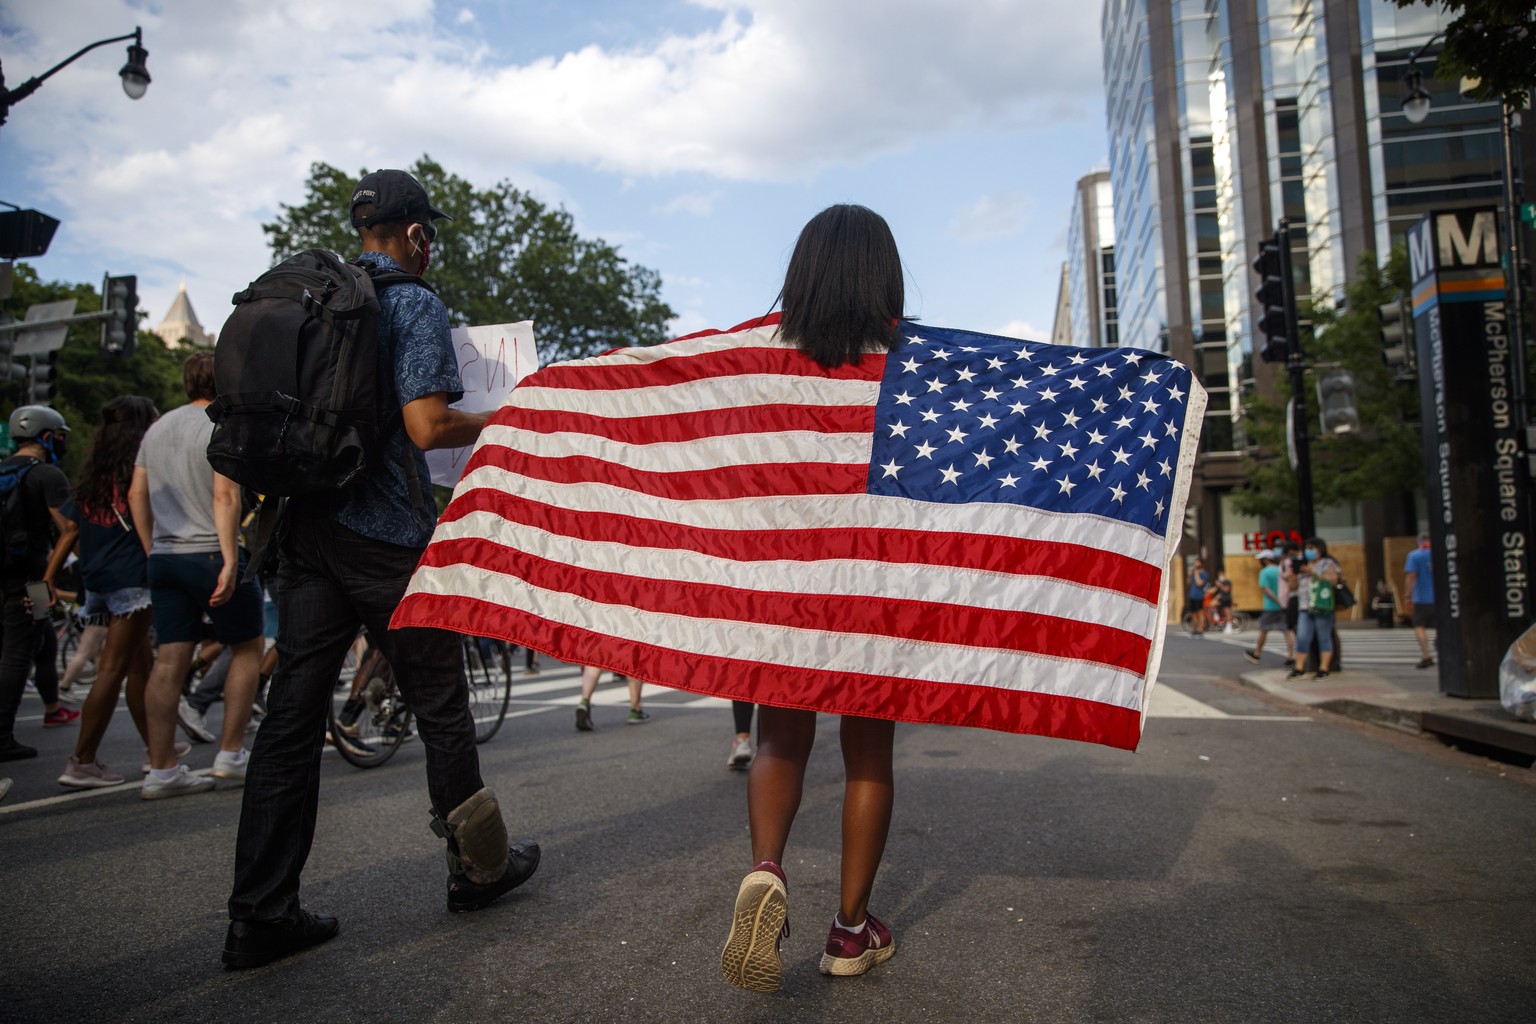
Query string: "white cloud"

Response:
xmin=948 ymin=192 xmax=1035 ymax=242
xmin=659 ymin=192 xmax=721 ymax=216
xmin=991 ymin=319 xmax=1046 ymax=341
xmin=0 ymin=0 xmax=1102 ymax=336
xmin=456 ymin=8 xmax=476 ymax=24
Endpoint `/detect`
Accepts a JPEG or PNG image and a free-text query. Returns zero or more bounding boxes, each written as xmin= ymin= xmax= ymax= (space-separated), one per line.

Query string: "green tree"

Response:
xmin=1393 ymin=1 xmax=1536 ymax=108
xmin=264 ymin=157 xmax=675 ymax=364
xmin=2 ymin=263 xmax=190 ymax=476
xmin=1233 ymin=248 xmax=1422 ymax=519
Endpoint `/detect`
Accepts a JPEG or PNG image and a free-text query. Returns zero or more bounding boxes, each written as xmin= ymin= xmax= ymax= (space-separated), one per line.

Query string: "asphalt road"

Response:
xmin=2 ymin=634 xmax=1533 ymax=1024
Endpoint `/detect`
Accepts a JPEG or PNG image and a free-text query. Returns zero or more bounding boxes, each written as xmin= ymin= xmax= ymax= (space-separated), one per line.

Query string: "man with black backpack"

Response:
xmin=223 ymin=169 xmax=540 ymax=969
xmin=0 ymin=405 xmax=81 ymax=762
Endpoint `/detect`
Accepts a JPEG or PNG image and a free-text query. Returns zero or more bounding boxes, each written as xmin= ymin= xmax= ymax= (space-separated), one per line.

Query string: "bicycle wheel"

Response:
xmin=1229 ymin=611 xmax=1251 ymax=633
xmin=464 ymin=637 xmax=512 ymax=744
xmin=328 ymin=660 xmax=409 ymax=768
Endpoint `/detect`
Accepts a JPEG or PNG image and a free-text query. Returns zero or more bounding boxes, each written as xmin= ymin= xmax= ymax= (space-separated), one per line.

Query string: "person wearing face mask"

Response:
xmin=0 ymin=405 xmax=79 ymax=762
xmin=1288 ymin=536 xmax=1341 ymax=680
xmin=224 ymin=169 xmax=540 ymax=970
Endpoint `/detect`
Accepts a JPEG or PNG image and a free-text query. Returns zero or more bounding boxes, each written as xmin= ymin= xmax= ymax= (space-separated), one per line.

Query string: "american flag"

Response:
xmin=392 ymin=315 xmax=1205 ymax=750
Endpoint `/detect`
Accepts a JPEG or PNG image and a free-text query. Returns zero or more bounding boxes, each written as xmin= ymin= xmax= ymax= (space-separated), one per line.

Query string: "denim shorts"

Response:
xmin=148 ymin=550 xmax=263 ymax=645
xmin=82 ymin=586 xmax=152 ymax=619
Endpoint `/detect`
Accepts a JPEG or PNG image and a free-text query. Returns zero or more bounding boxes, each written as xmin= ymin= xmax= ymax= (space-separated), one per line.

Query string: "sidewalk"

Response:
xmin=1232 ymin=626 xmax=1536 ymax=764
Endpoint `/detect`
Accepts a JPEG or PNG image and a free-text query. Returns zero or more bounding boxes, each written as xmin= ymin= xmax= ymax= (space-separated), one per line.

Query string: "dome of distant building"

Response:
xmin=156 ymin=279 xmax=215 ymax=347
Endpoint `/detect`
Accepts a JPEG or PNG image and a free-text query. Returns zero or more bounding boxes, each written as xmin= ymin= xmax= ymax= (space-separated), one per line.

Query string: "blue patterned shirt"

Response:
xmin=322 ymin=252 xmax=463 ymax=548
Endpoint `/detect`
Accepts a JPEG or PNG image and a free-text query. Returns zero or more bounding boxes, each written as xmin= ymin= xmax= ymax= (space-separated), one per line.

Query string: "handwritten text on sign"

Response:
xmin=425 ymin=320 xmax=539 ymax=487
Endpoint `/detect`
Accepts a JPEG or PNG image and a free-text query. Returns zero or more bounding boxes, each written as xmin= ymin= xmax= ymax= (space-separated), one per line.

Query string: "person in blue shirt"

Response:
xmin=1403 ymin=532 xmax=1435 ymax=669
xmin=1245 ymin=549 xmax=1292 ymax=664
xmin=224 ymin=170 xmax=540 ymax=970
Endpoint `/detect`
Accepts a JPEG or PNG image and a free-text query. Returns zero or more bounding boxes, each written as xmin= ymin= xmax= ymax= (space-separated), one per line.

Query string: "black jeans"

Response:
xmin=228 ymin=510 xmax=484 ymax=922
xmin=0 ymin=588 xmax=55 ymax=744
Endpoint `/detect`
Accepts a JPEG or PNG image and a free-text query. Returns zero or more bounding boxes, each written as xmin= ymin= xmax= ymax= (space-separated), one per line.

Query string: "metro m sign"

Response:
xmin=1409 ymin=209 xmax=1500 ymax=285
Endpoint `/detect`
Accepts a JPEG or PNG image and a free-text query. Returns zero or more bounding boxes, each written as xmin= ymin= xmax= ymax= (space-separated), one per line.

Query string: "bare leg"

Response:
xmin=837 ymin=715 xmax=895 ymax=927
xmin=1252 ymin=629 xmax=1267 ymax=656
xmin=218 ymin=636 xmax=264 ymax=753
xmin=579 ymin=665 xmax=601 ymax=703
xmin=145 ymin=641 xmax=196 ymax=770
xmin=71 ymin=609 xmax=150 ymax=763
xmin=123 ymin=630 xmax=151 ymax=744
xmin=61 ymin=625 xmax=108 ymax=689
xmin=627 ymin=674 xmax=642 ymax=712
xmin=747 ymin=706 xmax=817 ymax=865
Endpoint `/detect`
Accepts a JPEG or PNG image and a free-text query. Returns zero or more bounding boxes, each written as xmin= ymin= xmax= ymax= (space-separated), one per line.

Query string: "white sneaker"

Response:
xmin=727 ymin=736 xmax=753 ymax=770
xmin=58 ymin=683 xmax=91 ymax=706
xmin=141 ymin=764 xmax=215 ymax=800
xmin=141 ymin=741 xmax=192 ymax=774
xmin=177 ymin=698 xmax=216 ymax=744
xmin=212 ymin=748 xmax=249 ymax=782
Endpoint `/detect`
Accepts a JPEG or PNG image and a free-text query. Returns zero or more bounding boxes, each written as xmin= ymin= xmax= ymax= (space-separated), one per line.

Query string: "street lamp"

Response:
xmin=0 ymin=27 xmax=151 ymax=127
xmin=1401 ymin=68 xmax=1433 ymax=124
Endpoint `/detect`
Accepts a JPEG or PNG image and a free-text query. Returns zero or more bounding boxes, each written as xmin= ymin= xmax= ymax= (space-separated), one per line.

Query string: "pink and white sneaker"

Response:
xmin=819 ymin=912 xmax=895 ymax=977
xmin=58 ymin=756 xmax=125 ymax=789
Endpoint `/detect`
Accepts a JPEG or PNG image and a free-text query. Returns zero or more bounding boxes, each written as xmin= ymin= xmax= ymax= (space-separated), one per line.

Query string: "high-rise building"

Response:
xmin=1098 ymin=0 xmax=1532 ymax=584
xmin=1063 ymin=171 xmax=1120 ymax=350
xmin=155 ymin=280 xmax=214 ymax=348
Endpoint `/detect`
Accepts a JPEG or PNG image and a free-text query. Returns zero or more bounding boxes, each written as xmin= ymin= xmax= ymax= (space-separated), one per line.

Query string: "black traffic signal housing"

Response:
xmin=1378 ymin=295 xmax=1412 ymax=369
xmin=101 ymin=274 xmax=139 ymax=357
xmin=1252 ymin=234 xmax=1293 ymax=363
xmin=27 ymin=350 xmax=58 ymax=404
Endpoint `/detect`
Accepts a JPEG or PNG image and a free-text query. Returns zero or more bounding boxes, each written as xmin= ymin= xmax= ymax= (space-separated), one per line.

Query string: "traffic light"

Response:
xmin=1378 ymin=296 xmax=1411 ymax=369
xmin=101 ymin=274 xmax=139 ymax=356
xmin=27 ymin=351 xmax=58 ymax=404
xmin=1317 ymin=368 xmax=1360 ymax=435
xmin=0 ymin=322 xmax=23 ymax=382
xmin=1252 ymin=234 xmax=1292 ymax=363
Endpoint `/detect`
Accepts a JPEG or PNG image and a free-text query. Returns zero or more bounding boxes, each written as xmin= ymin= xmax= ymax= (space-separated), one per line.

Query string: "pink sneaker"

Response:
xmin=720 ymin=861 xmax=789 ymax=992
xmin=819 ymin=913 xmax=895 ymax=977
xmin=43 ymin=706 xmax=81 ymax=728
xmin=58 ymin=755 xmax=125 ymax=789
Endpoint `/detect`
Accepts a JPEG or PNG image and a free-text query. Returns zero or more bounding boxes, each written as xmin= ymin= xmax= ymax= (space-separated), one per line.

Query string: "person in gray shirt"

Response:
xmin=129 ymin=353 xmax=264 ymax=799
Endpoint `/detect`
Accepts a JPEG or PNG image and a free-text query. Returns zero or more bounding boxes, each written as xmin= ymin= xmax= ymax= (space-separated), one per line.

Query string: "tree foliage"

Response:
xmin=2 ymin=263 xmax=189 ymax=477
xmin=264 ymin=157 xmax=676 ymax=365
xmin=1233 ymin=249 xmax=1422 ymax=519
xmin=1394 ymin=1 xmax=1536 ymax=108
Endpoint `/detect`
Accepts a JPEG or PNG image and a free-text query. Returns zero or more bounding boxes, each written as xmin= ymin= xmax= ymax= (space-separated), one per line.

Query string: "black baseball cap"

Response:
xmin=350 ymin=169 xmax=451 ymax=227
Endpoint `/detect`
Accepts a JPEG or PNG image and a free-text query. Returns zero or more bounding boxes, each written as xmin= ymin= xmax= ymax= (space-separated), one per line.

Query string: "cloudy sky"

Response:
xmin=0 ymin=0 xmax=1109 ymax=353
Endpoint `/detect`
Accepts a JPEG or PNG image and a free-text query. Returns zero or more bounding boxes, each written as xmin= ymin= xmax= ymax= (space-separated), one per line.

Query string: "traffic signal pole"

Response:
xmin=1278 ymin=219 xmax=1316 ymax=540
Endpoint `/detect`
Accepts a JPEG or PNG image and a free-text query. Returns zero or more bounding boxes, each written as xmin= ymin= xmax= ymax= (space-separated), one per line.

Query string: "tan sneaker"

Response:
xmin=720 ymin=863 xmax=789 ymax=992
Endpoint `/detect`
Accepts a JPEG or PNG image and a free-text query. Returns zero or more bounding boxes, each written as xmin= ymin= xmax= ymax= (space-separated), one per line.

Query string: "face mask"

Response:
xmin=1420 ymin=540 xmax=1431 ymax=550
xmin=1304 ymin=547 xmax=1319 ymax=560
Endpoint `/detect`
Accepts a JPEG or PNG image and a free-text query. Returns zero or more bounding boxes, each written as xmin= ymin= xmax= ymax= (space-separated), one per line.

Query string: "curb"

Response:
xmin=1236 ymin=670 xmax=1536 ymax=763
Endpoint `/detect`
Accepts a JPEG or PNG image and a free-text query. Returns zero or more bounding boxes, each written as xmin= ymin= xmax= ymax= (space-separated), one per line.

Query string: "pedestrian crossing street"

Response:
xmin=500 ymin=664 xmax=1304 ymax=723
xmin=1172 ymin=623 xmax=1435 ymax=668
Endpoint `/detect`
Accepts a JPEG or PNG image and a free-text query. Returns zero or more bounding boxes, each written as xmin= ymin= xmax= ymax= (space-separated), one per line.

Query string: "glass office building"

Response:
xmin=1098 ymin=0 xmax=1530 ymax=583
xmin=1065 ymin=171 xmax=1120 ymax=349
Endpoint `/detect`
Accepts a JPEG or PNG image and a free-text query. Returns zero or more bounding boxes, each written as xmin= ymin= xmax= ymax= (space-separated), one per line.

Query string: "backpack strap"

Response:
xmin=357 ymin=261 xmax=437 ymax=514
xmin=243 ymin=495 xmax=287 ymax=582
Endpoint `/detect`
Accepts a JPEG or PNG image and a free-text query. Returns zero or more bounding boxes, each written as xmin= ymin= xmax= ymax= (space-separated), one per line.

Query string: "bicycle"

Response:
xmin=327 ymin=633 xmax=513 ymax=768
xmin=1183 ymin=605 xmax=1250 ymax=634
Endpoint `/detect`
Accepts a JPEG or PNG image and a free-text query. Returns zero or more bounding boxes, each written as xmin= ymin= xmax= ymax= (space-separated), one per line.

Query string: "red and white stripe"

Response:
xmin=393 ymin=317 xmax=1205 ymax=750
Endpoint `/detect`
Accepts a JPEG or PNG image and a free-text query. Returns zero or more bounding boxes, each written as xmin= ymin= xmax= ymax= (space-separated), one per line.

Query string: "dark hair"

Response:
xmin=183 ymin=351 xmax=216 ymax=401
xmin=74 ymin=395 xmax=158 ymax=519
xmin=777 ymin=204 xmax=904 ymax=368
xmin=352 ymin=203 xmax=417 ymax=244
xmin=1305 ymin=536 xmax=1329 ymax=556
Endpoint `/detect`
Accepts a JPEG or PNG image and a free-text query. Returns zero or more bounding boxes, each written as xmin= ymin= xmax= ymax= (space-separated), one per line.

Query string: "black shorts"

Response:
xmin=1284 ymin=597 xmax=1299 ymax=632
xmin=1185 ymin=596 xmax=1205 ymax=614
xmin=1412 ymin=603 xmax=1436 ymax=628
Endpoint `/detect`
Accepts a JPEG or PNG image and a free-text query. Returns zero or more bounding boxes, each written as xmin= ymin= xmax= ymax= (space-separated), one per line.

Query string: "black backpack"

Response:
xmin=0 ymin=458 xmax=37 ymax=573
xmin=206 ymin=249 xmax=431 ymax=497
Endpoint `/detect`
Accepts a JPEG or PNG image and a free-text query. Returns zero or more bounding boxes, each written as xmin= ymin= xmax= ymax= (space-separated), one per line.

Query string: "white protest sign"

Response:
xmin=426 ymin=320 xmax=539 ymax=487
